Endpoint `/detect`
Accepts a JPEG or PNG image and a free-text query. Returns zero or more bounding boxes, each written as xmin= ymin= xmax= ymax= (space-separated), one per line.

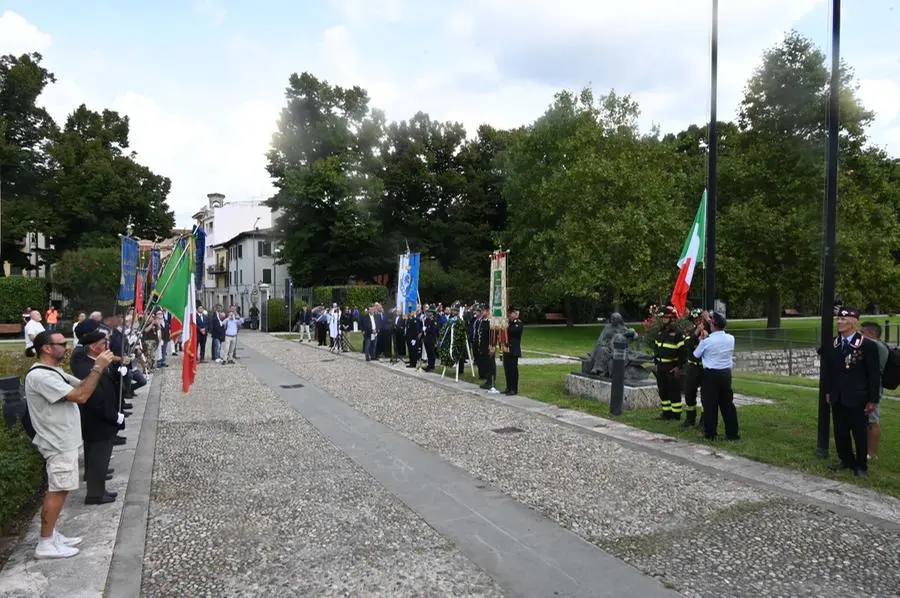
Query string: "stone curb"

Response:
xmin=286 ymin=336 xmax=900 ymax=530
xmin=104 ymin=370 xmax=163 ymax=598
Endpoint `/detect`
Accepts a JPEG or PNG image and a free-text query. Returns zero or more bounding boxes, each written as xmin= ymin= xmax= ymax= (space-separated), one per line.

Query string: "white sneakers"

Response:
xmin=34 ymin=531 xmax=82 ymax=559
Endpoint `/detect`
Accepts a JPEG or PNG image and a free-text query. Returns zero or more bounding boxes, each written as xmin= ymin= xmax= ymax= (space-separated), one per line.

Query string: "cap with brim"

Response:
xmin=838 ymin=307 xmax=860 ymax=319
xmin=80 ymin=329 xmax=108 ymax=345
xmin=76 ymin=319 xmax=101 ymax=341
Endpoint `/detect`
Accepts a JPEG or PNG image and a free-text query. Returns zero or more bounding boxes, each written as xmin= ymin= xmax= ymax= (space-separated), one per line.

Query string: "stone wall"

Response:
xmin=732 ymin=348 xmax=819 ymax=377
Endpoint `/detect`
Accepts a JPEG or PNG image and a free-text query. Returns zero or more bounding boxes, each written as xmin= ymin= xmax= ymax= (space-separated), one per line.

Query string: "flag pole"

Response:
xmin=816 ymin=0 xmax=841 ymax=459
xmin=704 ymin=0 xmax=719 ymax=312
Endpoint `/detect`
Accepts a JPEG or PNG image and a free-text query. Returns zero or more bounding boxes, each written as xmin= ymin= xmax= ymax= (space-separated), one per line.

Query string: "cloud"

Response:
xmin=194 ymin=0 xmax=227 ymax=27
xmin=328 ymin=0 xmax=404 ymax=24
xmin=0 ymin=10 xmax=52 ymax=55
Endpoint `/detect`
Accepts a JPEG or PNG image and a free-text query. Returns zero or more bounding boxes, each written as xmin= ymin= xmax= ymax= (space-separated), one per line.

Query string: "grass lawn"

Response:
xmin=521 ymin=316 xmax=900 ymax=357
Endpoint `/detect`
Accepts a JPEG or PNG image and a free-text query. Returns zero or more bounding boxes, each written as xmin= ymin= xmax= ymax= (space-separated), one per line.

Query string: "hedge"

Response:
xmin=0 ymin=423 xmax=44 ymax=534
xmin=0 ymin=277 xmax=48 ymax=324
xmin=312 ymin=285 xmax=389 ymax=309
xmin=265 ymin=298 xmax=290 ymax=332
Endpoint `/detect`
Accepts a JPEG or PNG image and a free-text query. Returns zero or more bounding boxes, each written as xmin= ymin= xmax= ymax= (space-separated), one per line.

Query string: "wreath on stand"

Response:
xmin=438 ymin=317 xmax=468 ymax=368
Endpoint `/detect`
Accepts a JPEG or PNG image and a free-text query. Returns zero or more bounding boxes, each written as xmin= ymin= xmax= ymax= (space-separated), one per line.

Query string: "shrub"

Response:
xmin=0 ymin=277 xmax=48 ymax=323
xmin=52 ymin=247 xmax=121 ymax=313
xmin=311 ymin=285 xmax=389 ymax=309
xmin=0 ymin=419 xmax=44 ymax=534
xmin=265 ymin=298 xmax=289 ymax=332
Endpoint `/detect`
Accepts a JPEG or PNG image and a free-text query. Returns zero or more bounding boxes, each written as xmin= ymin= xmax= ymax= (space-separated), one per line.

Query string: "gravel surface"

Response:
xmin=142 ymin=359 xmax=505 ymax=598
xmin=246 ymin=334 xmax=900 ymax=597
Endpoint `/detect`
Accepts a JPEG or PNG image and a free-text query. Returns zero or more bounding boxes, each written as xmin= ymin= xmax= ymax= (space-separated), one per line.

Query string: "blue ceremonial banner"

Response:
xmin=118 ymin=236 xmax=139 ymax=305
xmin=149 ymin=249 xmax=161 ymax=284
xmin=403 ymin=252 xmax=420 ymax=315
xmin=194 ymin=227 xmax=206 ymax=290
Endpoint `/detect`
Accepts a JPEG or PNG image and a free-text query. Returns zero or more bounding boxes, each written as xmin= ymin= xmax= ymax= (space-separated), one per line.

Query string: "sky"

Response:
xmin=2 ymin=1 xmax=899 ymax=227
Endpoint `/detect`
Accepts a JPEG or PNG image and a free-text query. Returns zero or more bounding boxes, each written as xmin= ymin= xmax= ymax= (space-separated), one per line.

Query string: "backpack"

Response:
xmin=21 ymin=365 xmax=72 ymax=440
xmin=883 ymin=346 xmax=900 ymax=391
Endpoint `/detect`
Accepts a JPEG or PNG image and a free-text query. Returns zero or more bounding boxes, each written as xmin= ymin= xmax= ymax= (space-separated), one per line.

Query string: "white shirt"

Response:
xmin=24 ymin=364 xmax=82 ymax=457
xmin=24 ymin=319 xmax=45 ymax=349
xmin=693 ymin=330 xmax=735 ymax=370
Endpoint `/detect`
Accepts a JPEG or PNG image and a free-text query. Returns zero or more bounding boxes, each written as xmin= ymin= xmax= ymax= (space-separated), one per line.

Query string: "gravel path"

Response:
xmin=245 ymin=333 xmax=900 ymax=598
xmin=142 ymin=359 xmax=504 ymax=597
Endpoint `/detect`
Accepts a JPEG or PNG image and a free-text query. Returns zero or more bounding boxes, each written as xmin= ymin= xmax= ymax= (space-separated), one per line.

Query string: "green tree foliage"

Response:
xmin=720 ymin=31 xmax=877 ymax=325
xmin=266 ymin=72 xmax=387 ymax=286
xmin=0 ymin=53 xmax=174 ymax=274
xmin=0 ymin=53 xmax=58 ymax=270
xmin=0 ymin=276 xmax=48 ymax=323
xmin=502 ymin=88 xmax=687 ymax=309
xmin=52 ymin=246 xmax=121 ymax=312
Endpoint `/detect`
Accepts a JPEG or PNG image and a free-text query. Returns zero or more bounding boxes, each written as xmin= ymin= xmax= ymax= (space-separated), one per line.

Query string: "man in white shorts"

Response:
xmin=24 ymin=330 xmax=114 ymax=559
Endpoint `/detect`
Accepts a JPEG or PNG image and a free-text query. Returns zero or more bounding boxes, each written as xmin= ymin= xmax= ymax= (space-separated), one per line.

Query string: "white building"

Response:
xmin=211 ymin=228 xmax=284 ymax=315
xmin=192 ymin=193 xmax=275 ymax=309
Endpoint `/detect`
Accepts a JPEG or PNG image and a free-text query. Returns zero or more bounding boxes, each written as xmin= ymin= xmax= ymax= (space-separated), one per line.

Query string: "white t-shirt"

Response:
xmin=24 ymin=320 xmax=45 ymax=349
xmin=24 ymin=364 xmax=83 ymax=457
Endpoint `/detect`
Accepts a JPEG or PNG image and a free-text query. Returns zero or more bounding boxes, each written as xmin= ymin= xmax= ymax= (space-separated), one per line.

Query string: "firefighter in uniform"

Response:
xmin=654 ymin=304 xmax=686 ymax=420
xmin=681 ymin=308 xmax=707 ymax=428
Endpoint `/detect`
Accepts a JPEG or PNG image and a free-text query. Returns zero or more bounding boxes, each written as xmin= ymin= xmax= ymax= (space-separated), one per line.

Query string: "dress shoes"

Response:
xmin=84 ymin=493 xmax=117 ymax=505
xmin=114 ymin=436 xmax=127 ymax=446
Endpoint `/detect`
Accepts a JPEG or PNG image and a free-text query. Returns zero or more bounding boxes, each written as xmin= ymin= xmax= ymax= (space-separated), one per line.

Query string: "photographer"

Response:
xmin=221 ymin=307 xmax=244 ymax=364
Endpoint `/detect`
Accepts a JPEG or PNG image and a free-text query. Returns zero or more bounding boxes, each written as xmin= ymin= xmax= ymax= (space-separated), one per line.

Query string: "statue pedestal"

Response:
xmin=564 ymin=372 xmax=658 ymax=410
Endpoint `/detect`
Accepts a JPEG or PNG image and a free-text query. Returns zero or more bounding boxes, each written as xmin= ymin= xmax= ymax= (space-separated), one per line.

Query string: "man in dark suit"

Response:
xmin=503 ymin=308 xmax=524 ymax=395
xmin=70 ymin=321 xmax=122 ymax=504
xmin=196 ymin=306 xmax=209 ymax=361
xmin=823 ymin=307 xmax=882 ymax=477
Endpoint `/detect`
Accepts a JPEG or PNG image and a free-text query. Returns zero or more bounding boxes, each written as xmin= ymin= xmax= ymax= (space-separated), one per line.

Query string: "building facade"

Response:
xmin=192 ymin=192 xmax=274 ymax=309
xmin=208 ymin=228 xmax=283 ymax=315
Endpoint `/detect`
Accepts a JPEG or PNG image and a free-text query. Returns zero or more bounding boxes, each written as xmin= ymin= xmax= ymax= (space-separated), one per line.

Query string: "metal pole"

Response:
xmin=816 ymin=0 xmax=841 ymax=459
xmin=610 ymin=334 xmax=627 ymax=416
xmin=704 ymin=0 xmax=719 ymax=311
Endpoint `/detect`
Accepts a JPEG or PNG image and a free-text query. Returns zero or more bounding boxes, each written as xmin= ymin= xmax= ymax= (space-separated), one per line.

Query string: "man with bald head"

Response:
xmin=24 ymin=309 xmax=45 ymax=357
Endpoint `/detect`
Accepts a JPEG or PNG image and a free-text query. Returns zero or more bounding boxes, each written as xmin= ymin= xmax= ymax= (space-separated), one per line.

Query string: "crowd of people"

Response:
xmin=19 ymin=299 xmax=254 ymax=560
xmin=18 ymin=293 xmax=891 ymax=561
xmin=294 ymin=301 xmax=525 ymax=395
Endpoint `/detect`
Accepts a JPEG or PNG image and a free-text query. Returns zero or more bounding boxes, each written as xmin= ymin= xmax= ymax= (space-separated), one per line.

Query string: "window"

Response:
xmin=240 ymin=270 xmax=243 ymax=284
xmin=238 ymin=244 xmax=243 ymax=259
xmin=262 ymin=269 xmax=272 ymax=284
xmin=258 ymin=241 xmax=272 ymax=257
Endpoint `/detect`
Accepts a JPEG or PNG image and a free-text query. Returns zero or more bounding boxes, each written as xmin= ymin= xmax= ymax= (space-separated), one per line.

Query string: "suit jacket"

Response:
xmin=196 ymin=312 xmax=209 ymax=335
xmin=405 ymin=317 xmax=422 ymax=341
xmin=822 ymin=333 xmax=881 ymax=407
xmin=475 ymin=319 xmax=491 ymax=358
xmin=506 ymin=319 xmax=524 ymax=357
xmin=71 ymin=348 xmax=120 ymax=441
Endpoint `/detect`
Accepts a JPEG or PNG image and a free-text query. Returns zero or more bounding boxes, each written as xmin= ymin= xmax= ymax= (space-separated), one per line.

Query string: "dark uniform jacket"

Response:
xmin=70 ymin=347 xmax=120 ymax=442
xmin=822 ymin=333 xmax=881 ymax=408
xmin=506 ymin=319 xmax=524 ymax=357
xmin=655 ymin=327 xmax=687 ymax=369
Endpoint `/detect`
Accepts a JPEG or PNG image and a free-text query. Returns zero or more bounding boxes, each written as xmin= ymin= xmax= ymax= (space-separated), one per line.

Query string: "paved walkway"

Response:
xmin=3 ymin=331 xmax=900 ymax=597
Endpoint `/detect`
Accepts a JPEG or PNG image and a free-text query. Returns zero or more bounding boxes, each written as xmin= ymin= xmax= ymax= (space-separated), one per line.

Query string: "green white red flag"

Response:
xmin=151 ymin=236 xmax=198 ymax=393
xmin=671 ymin=191 xmax=707 ymax=316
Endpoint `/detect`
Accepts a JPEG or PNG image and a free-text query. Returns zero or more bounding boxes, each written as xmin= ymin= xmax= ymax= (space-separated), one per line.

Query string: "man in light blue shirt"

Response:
xmin=221 ymin=308 xmax=244 ymax=364
xmin=693 ymin=312 xmax=739 ymax=441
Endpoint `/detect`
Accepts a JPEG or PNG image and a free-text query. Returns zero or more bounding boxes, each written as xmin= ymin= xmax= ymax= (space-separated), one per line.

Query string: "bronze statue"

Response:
xmin=581 ymin=313 xmax=652 ymax=382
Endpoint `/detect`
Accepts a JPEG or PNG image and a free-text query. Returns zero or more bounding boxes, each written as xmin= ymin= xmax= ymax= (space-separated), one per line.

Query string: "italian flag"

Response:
xmin=152 ymin=236 xmax=198 ymax=393
xmin=671 ymin=191 xmax=707 ymax=316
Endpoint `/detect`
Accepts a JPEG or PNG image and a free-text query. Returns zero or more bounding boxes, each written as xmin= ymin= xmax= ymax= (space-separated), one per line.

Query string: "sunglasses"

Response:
xmin=48 ymin=342 xmax=68 ymax=348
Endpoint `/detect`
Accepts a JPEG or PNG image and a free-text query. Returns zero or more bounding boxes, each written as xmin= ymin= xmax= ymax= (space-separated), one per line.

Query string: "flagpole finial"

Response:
xmin=125 ymin=215 xmax=134 ymax=237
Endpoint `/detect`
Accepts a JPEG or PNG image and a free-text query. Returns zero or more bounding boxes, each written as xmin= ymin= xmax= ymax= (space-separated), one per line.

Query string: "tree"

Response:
xmin=266 ymin=72 xmax=387 ymax=286
xmin=51 ymin=246 xmax=121 ymax=312
xmin=0 ymin=53 xmax=58 ymax=273
xmin=42 ymin=105 xmax=174 ymax=259
xmin=502 ymin=88 xmax=688 ymax=313
xmin=723 ymin=31 xmax=875 ymax=327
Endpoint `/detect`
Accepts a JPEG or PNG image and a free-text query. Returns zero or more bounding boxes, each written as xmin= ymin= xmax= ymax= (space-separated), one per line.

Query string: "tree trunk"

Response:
xmin=564 ymin=295 xmax=574 ymax=327
xmin=765 ymin=286 xmax=782 ymax=330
